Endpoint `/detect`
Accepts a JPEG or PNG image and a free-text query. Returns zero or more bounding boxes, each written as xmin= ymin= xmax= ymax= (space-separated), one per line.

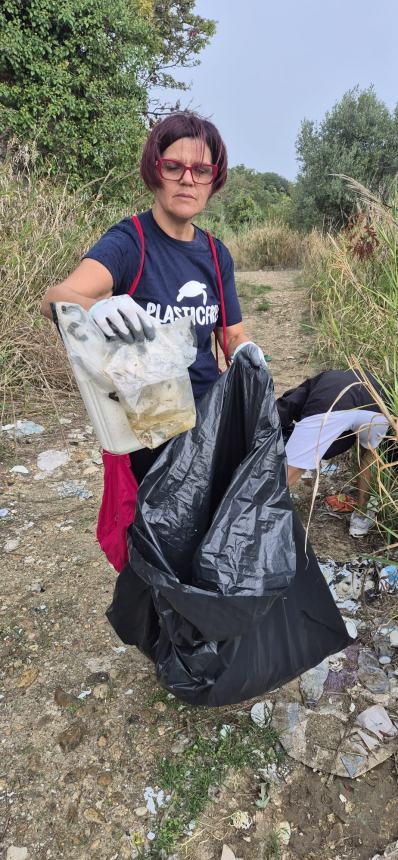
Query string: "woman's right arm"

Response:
xmin=40 ymin=258 xmax=114 ymax=319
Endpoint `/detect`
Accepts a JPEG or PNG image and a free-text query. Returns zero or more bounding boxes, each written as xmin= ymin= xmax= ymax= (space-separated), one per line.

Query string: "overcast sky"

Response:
xmin=153 ymin=0 xmax=398 ymax=180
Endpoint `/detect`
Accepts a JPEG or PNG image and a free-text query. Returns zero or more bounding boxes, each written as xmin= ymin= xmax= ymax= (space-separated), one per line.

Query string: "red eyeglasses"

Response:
xmin=156 ymin=158 xmax=218 ymax=185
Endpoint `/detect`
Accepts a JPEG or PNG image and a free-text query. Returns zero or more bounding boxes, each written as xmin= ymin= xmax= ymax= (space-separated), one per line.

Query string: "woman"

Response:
xmin=41 ymin=111 xmax=265 ymax=482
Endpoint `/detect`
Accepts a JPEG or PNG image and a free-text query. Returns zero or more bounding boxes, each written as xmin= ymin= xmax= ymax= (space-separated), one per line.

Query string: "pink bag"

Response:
xmin=96 ymin=215 xmax=227 ymax=571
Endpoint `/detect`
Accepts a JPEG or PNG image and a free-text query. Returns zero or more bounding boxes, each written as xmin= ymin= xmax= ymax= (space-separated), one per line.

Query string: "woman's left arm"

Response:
xmin=216 ymin=322 xmax=248 ymax=360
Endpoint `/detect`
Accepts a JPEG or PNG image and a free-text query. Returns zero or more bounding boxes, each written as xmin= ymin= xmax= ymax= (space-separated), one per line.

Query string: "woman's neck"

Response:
xmin=151 ymin=203 xmax=195 ymax=241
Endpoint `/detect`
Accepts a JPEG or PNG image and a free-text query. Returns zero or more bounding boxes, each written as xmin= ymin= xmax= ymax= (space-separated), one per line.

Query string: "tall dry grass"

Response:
xmin=303 ymin=182 xmax=398 ymax=544
xmin=226 ymin=222 xmax=305 ymax=270
xmin=0 ymin=147 xmax=144 ymax=405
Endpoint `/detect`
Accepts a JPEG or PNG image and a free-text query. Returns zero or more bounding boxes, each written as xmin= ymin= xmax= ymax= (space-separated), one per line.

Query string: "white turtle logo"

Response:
xmin=176 ymin=280 xmax=207 ymax=305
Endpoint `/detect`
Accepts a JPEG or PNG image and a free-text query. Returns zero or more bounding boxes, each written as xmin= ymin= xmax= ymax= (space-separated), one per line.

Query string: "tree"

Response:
xmin=224 ymin=191 xmax=261 ymax=229
xmin=292 ymin=87 xmax=398 ymax=230
xmin=0 ymin=0 xmax=215 ymax=193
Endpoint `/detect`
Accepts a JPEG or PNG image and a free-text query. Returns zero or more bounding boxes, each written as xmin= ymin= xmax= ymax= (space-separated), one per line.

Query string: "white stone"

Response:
xmin=7 ymin=847 xmax=29 ymax=860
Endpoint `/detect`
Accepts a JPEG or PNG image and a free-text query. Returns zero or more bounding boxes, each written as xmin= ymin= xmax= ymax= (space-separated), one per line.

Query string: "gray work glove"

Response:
xmin=230 ymin=340 xmax=267 ymax=368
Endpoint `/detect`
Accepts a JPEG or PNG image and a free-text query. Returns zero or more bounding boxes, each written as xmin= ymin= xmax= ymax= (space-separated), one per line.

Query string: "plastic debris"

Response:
xmin=358 ymin=649 xmax=390 ymax=695
xmin=56 ymin=480 xmax=92 ymax=500
xmin=2 ymin=420 xmax=44 ymax=436
xmin=272 ymin=700 xmax=398 ymax=778
xmin=0 ymin=508 xmax=10 ymax=518
xmin=319 ymin=557 xmax=376 ymax=611
xmin=343 ymin=618 xmax=358 ymax=639
xmin=371 ymin=839 xmax=398 ymax=859
xmin=250 ymin=700 xmax=273 ymax=728
xmin=144 ymin=786 xmax=166 ymax=814
xmin=300 ymin=658 xmax=329 ymax=706
xmin=356 ymin=705 xmax=398 ymax=740
xmin=10 ymin=465 xmax=29 ymax=475
xmin=220 ymin=724 xmax=233 ymax=738
xmin=111 ymin=645 xmax=126 ymax=654
xmin=230 ymin=810 xmax=252 ymax=830
xmin=320 ymin=460 xmax=338 ymax=475
xmin=37 ymin=449 xmax=70 ymax=472
xmin=324 ymin=493 xmax=356 ymax=512
xmin=77 ymin=689 xmax=92 ymax=699
xmin=379 ymin=565 xmax=398 ymax=594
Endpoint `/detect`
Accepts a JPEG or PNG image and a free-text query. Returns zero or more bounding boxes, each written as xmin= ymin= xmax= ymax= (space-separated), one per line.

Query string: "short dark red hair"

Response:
xmin=140 ymin=111 xmax=228 ymax=195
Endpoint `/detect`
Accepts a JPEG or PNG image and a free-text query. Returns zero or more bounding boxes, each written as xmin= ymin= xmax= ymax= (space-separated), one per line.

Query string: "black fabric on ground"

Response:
xmin=107 ymin=355 xmax=351 ymax=706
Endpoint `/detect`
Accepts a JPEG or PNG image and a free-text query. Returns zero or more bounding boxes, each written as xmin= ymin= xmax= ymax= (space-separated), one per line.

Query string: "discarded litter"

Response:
xmin=379 ymin=565 xmax=398 ymax=594
xmin=356 ymin=704 xmax=398 ymax=740
xmin=144 ymin=786 xmax=166 ymax=815
xmin=10 ymin=465 xmax=29 ymax=475
xmin=318 ymin=557 xmax=377 ymax=611
xmin=2 ymin=419 xmax=44 ymax=436
xmin=371 ymin=839 xmax=398 ymax=859
xmin=37 ymin=449 xmax=70 ymax=472
xmin=0 ymin=509 xmax=10 ymax=518
xmin=324 ymin=493 xmax=356 ymax=513
xmin=77 ymin=689 xmax=92 ymax=700
xmin=272 ymin=700 xmax=398 ymax=777
xmin=343 ymin=618 xmax=358 ymax=639
xmin=230 ymin=810 xmax=252 ymax=830
xmin=300 ymin=659 xmax=329 ymax=706
xmin=111 ymin=646 xmax=126 ymax=654
xmin=56 ymin=481 xmax=92 ymax=500
xmin=320 ymin=460 xmax=338 ymax=475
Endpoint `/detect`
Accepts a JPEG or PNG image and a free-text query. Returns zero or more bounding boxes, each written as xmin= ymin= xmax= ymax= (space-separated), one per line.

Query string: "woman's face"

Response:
xmin=154 ymin=137 xmax=214 ymax=222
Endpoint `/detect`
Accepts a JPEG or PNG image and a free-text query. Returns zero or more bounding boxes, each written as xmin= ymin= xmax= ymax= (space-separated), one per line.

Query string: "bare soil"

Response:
xmin=1 ymin=270 xmax=397 ymax=860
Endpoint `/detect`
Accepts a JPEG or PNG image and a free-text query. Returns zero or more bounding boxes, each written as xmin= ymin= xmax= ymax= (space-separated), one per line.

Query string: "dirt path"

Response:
xmin=1 ymin=271 xmax=397 ymax=860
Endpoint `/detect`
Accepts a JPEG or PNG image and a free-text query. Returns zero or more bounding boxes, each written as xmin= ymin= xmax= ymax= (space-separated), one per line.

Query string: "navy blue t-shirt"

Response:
xmin=84 ymin=210 xmax=242 ymax=399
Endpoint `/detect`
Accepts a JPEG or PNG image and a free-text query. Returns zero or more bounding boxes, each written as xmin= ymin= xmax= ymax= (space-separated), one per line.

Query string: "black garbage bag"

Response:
xmin=107 ymin=354 xmax=351 ymax=706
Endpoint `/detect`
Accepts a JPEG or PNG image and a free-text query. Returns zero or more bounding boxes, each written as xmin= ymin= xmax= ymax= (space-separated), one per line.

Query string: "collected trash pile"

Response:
xmin=266 ymin=555 xmax=398 ymax=778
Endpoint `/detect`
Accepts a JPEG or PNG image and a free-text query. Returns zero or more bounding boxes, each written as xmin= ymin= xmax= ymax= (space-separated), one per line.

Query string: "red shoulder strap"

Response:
xmin=207 ymin=232 xmax=230 ymax=368
xmin=129 ymin=215 xmax=145 ymax=296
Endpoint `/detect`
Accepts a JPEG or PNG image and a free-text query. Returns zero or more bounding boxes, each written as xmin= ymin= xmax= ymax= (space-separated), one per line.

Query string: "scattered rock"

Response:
xmin=4 ymin=538 xmax=20 ymax=554
xmin=57 ymin=720 xmax=85 ymax=752
xmin=83 ymin=807 xmax=105 ymax=824
xmin=171 ymin=734 xmax=191 ymax=754
xmin=221 ymin=845 xmax=237 ymax=860
xmin=134 ymin=806 xmax=148 ymax=817
xmin=277 ymin=821 xmax=291 ymax=845
xmin=6 ymin=848 xmax=29 ymax=860
xmin=54 ymin=687 xmax=80 ymax=708
xmin=358 ymin=648 xmax=390 ymax=695
xmin=92 ymin=683 xmax=109 ymax=700
xmin=10 ymin=465 xmax=29 ymax=475
xmin=250 ymin=700 xmax=273 ymax=727
xmin=300 ymin=658 xmax=329 ymax=705
xmin=85 ymin=671 xmax=110 ymax=686
xmin=15 ymin=667 xmax=39 ymax=689
xmin=30 ymin=581 xmax=45 ymax=593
